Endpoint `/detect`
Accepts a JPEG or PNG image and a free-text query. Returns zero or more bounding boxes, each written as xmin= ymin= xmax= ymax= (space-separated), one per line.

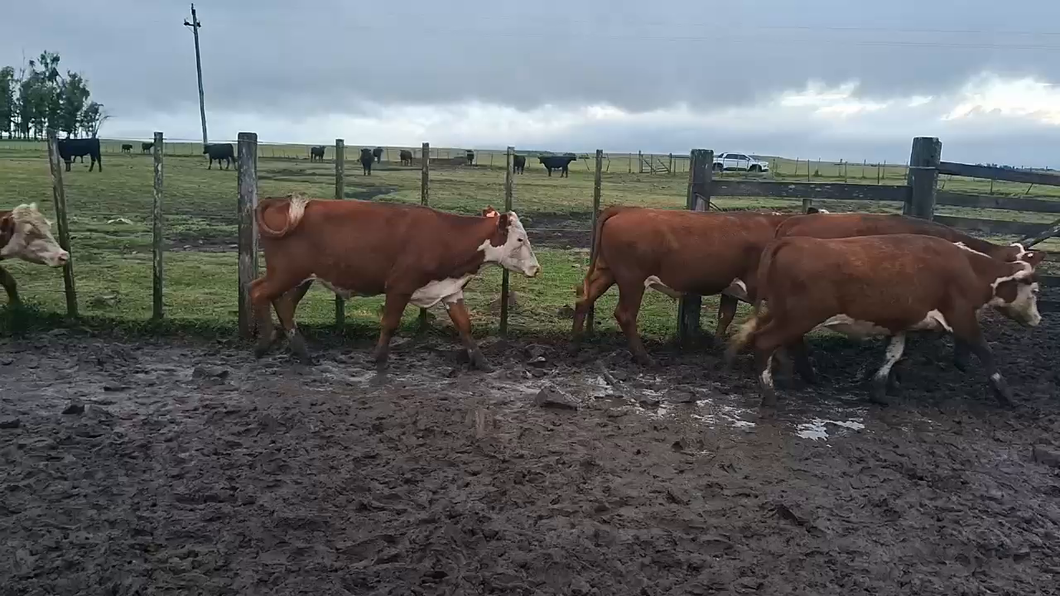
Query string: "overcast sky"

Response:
xmin=5 ymin=0 xmax=1060 ymax=165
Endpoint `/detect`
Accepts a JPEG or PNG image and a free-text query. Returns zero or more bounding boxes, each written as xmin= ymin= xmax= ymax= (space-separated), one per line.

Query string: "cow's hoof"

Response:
xmin=868 ymin=383 xmax=890 ymax=406
xmin=470 ymin=351 xmax=494 ymax=373
xmin=757 ymin=405 xmax=778 ymax=420
xmin=253 ymin=343 xmax=271 ymax=359
xmin=288 ymin=334 xmax=311 ymax=363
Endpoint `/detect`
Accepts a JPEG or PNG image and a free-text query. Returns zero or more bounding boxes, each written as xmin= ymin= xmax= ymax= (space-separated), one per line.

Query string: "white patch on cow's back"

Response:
xmin=911 ymin=309 xmax=953 ymax=332
xmin=817 ymin=314 xmax=890 ymax=338
xmin=410 ymin=276 xmax=474 ymax=308
xmin=644 ymin=275 xmax=682 ymax=299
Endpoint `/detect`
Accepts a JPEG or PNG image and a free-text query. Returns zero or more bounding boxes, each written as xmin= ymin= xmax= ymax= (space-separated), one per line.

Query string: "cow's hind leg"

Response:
xmin=571 ymin=267 xmax=615 ymax=352
xmin=272 ymin=280 xmax=314 ymax=362
xmin=445 ymin=298 xmax=492 ymax=372
xmin=749 ymin=316 xmax=814 ymax=415
xmin=786 ymin=337 xmax=817 ymax=385
xmin=613 ymin=280 xmax=652 ymax=366
xmin=373 ymin=292 xmax=411 ymax=370
xmin=250 ymin=273 xmax=306 ymax=358
xmin=0 ymin=266 xmax=20 ymax=307
xmin=869 ymin=333 xmax=906 ymax=405
xmin=715 ymin=294 xmax=740 ymax=345
xmin=953 ymin=337 xmax=972 ymax=372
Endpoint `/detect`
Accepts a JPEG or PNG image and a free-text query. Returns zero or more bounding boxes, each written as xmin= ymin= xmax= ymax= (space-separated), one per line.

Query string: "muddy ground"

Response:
xmin=2 ymin=311 xmax=1060 ymax=595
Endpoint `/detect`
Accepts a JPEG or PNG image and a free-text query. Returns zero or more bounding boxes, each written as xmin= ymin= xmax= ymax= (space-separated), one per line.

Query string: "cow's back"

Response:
xmin=598 ymin=208 xmax=789 ymax=294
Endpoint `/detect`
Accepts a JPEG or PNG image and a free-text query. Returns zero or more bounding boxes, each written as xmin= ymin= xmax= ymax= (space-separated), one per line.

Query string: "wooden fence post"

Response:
xmin=45 ymin=130 xmax=77 ymax=318
xmin=334 ymin=138 xmax=345 ymax=326
xmin=236 ymin=132 xmax=259 ymax=340
xmin=499 ymin=146 xmax=514 ymax=337
xmin=586 ymin=149 xmax=603 ymax=334
xmin=905 ymin=137 xmax=942 ymax=219
xmin=418 ymin=142 xmax=431 ymax=332
xmin=676 ymin=149 xmax=713 ymax=343
xmin=152 ymin=131 xmax=164 ymax=320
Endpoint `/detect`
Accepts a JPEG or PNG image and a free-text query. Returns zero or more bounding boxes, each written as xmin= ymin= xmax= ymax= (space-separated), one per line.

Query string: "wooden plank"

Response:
xmin=499 ymin=146 xmax=514 ymax=337
xmin=938 ymin=161 xmax=1060 ymax=187
xmin=935 ymin=191 xmax=1060 ymax=214
xmin=334 ymin=139 xmax=345 ymax=327
xmin=710 ymin=180 xmax=909 ymax=202
xmin=152 ymin=131 xmax=164 ymax=321
xmin=676 ymin=149 xmax=712 ymax=344
xmin=236 ymin=132 xmax=259 ymax=340
xmin=906 ymin=137 xmax=942 ymax=219
xmin=45 ymin=130 xmax=78 ymax=318
xmin=933 ymin=215 xmax=1052 ymax=237
xmin=586 ymin=149 xmax=603 ymax=334
xmin=418 ymin=141 xmax=430 ymax=332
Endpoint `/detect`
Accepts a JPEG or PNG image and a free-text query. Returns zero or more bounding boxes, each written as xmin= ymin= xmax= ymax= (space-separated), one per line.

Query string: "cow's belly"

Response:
xmin=410 ymin=276 xmax=474 ymax=308
xmin=816 ymin=315 xmax=891 ymax=339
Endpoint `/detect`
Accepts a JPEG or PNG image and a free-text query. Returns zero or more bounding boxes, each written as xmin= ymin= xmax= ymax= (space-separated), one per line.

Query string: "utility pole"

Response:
xmin=184 ymin=3 xmax=208 ymax=147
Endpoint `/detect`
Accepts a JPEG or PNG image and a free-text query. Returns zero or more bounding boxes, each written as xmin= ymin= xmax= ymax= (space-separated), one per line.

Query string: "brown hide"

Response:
xmin=775 ymin=213 xmax=1024 ymax=261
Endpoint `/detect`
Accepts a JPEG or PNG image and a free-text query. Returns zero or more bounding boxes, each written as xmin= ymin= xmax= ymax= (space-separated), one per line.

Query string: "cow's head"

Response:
xmin=0 ymin=204 xmax=70 ymax=267
xmin=202 ymin=145 xmax=210 ymax=154
xmin=989 ymin=251 xmax=1046 ymax=326
xmin=482 ymin=209 xmax=540 ymax=278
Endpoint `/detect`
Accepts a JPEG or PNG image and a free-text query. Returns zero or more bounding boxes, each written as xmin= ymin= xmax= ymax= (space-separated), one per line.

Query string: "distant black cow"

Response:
xmin=203 ymin=143 xmax=236 ymax=170
xmin=539 ymin=154 xmax=577 ymax=177
xmin=121 ymin=143 xmax=132 ymax=154
xmin=57 ymin=138 xmax=102 ymax=172
xmin=399 ymin=149 xmax=413 ymax=166
xmin=465 ymin=149 xmax=475 ymax=166
xmin=513 ymin=154 xmax=526 ymax=174
xmin=309 ymin=145 xmax=326 ymax=162
xmin=141 ymin=142 xmax=154 ymax=153
xmin=360 ymin=148 xmax=374 ymax=175
xmin=373 ymin=147 xmax=384 ymax=163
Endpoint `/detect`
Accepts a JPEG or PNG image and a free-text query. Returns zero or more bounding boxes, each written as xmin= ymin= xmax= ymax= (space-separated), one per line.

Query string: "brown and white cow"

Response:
xmin=1 ymin=203 xmax=70 ymax=306
xmin=571 ymin=206 xmax=826 ymax=365
xmin=251 ymin=195 xmax=540 ymax=370
xmin=774 ymin=211 xmax=1030 ymax=371
xmin=727 ymin=234 xmax=1045 ymax=415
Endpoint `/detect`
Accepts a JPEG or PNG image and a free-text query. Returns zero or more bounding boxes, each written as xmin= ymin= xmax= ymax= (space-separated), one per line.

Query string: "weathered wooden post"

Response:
xmin=418 ymin=142 xmax=431 ymax=332
xmin=45 ymin=130 xmax=78 ymax=318
xmin=152 ymin=131 xmax=164 ymax=320
xmin=499 ymin=146 xmax=514 ymax=337
xmin=236 ymin=132 xmax=259 ymax=339
xmin=905 ymin=137 xmax=942 ymax=219
xmin=334 ymin=138 xmax=345 ymax=326
xmin=676 ymin=149 xmax=713 ymax=344
xmin=586 ymin=149 xmax=604 ymax=334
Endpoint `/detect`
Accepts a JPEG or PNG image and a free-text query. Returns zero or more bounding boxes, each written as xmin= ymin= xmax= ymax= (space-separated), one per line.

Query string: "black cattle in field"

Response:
xmin=513 ymin=154 xmax=526 ymax=174
xmin=373 ymin=147 xmax=384 ymax=163
xmin=142 ymin=142 xmax=154 ymax=153
xmin=465 ymin=149 xmax=475 ymax=166
xmin=309 ymin=145 xmax=326 ymax=162
xmin=539 ymin=154 xmax=577 ymax=177
xmin=400 ymin=149 xmax=413 ymax=166
xmin=57 ymin=138 xmax=102 ymax=172
xmin=203 ymin=143 xmax=236 ymax=170
xmin=360 ymin=148 xmax=374 ymax=175
xmin=121 ymin=143 xmax=132 ymax=154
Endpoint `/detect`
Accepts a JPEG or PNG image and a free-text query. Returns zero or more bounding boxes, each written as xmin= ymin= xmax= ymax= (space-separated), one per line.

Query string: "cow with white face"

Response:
xmin=727 ymin=233 xmax=1046 ymax=415
xmin=0 ymin=203 xmax=70 ymax=306
xmin=250 ymin=194 xmax=541 ymax=370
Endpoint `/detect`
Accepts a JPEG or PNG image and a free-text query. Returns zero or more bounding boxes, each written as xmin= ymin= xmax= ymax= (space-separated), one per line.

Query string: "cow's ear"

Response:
xmin=1022 ymin=250 xmax=1046 ymax=268
xmin=482 ymin=205 xmax=499 ymax=218
xmin=498 ymin=213 xmax=510 ymax=230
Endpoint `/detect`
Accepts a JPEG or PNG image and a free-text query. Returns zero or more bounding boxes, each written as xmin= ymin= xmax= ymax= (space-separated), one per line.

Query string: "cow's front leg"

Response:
xmin=373 ymin=292 xmax=411 ymax=370
xmin=0 ymin=266 xmax=21 ymax=307
xmin=444 ymin=297 xmax=493 ymax=372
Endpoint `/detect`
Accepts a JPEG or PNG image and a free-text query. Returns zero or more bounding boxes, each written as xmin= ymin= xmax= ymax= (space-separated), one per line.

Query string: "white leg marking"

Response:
xmin=990 ymin=372 xmax=1002 ymax=382
xmin=874 ymin=333 xmax=906 ymax=381
xmin=761 ymin=354 xmax=775 ymax=389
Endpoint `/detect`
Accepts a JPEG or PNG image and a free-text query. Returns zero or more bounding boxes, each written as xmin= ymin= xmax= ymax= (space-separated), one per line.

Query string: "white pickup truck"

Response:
xmin=713 ymin=152 xmax=770 ymax=173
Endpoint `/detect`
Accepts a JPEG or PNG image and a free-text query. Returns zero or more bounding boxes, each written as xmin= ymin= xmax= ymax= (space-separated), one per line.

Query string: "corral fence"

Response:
xmin=39 ymin=131 xmax=1060 ymax=344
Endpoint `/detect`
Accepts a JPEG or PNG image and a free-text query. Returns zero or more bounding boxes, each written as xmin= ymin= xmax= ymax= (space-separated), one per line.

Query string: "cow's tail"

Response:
xmin=578 ymin=206 xmax=630 ymax=298
xmin=256 ymin=193 xmax=310 ymax=239
xmin=728 ymin=239 xmax=784 ymax=354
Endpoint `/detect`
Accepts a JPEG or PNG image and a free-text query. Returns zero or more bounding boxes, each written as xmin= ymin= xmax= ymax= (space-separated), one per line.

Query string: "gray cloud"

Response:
xmin=5 ymin=0 xmax=1059 ymax=118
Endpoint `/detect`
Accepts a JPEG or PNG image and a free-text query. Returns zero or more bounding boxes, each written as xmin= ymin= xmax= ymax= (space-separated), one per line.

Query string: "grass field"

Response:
xmin=2 ymin=138 xmax=1058 ymax=344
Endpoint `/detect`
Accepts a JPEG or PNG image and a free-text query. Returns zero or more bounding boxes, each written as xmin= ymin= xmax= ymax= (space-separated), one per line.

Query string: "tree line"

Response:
xmin=0 ymin=51 xmax=107 ymax=141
